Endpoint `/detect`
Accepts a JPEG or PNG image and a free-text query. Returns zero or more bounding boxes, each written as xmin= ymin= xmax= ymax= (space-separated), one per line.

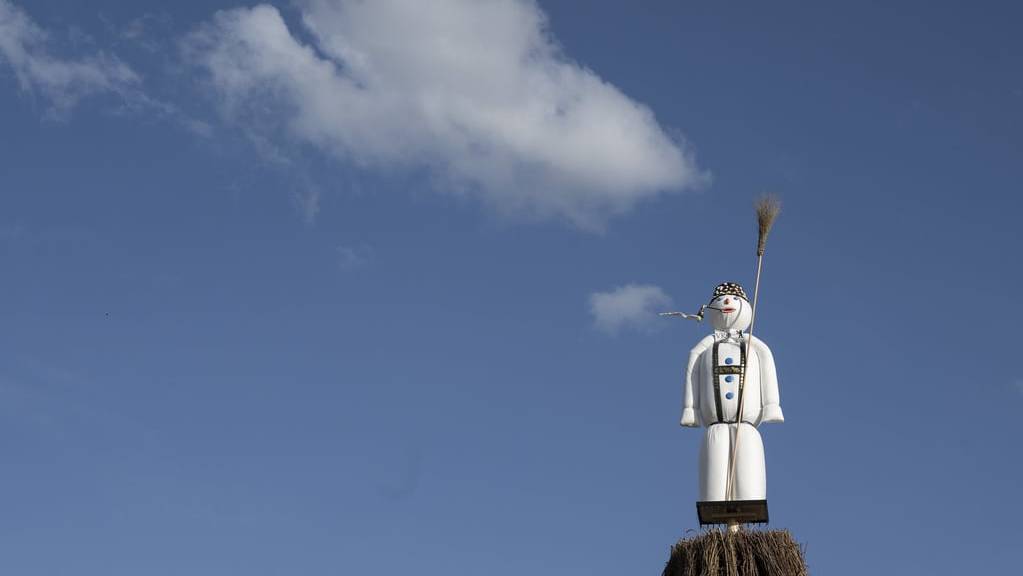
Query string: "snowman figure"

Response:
xmin=679 ymin=282 xmax=784 ymax=502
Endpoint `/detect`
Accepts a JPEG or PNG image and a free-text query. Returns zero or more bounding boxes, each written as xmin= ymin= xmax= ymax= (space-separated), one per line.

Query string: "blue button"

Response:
xmin=725 ymin=357 xmax=734 ymax=365
xmin=725 ymin=375 xmax=734 ymax=383
xmin=725 ymin=392 xmax=734 ymax=400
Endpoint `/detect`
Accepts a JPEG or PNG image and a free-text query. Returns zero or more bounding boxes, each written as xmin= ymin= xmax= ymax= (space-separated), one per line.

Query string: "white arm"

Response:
xmin=682 ymin=335 xmax=713 ymax=427
xmin=752 ymin=336 xmax=784 ymax=423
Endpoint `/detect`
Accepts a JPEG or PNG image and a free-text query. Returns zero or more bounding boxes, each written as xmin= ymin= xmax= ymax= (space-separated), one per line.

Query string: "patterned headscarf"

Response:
xmin=710 ymin=282 xmax=748 ymax=302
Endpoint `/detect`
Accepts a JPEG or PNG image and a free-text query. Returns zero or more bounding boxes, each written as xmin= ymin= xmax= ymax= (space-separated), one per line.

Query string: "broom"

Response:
xmin=724 ymin=196 xmax=781 ymax=509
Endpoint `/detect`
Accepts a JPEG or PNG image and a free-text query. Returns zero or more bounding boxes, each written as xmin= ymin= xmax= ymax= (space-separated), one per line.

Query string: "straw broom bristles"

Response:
xmin=662 ymin=529 xmax=807 ymax=576
xmin=755 ymin=196 xmax=781 ymax=256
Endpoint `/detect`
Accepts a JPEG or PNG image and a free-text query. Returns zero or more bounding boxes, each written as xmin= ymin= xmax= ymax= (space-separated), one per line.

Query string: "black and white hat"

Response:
xmin=710 ymin=282 xmax=748 ymax=302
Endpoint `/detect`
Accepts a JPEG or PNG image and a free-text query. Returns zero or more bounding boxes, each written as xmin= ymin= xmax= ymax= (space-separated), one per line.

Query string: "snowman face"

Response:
xmin=707 ymin=295 xmax=752 ymax=332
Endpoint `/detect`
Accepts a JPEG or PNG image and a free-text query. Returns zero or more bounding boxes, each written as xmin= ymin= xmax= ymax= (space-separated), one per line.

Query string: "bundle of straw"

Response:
xmin=756 ymin=196 xmax=781 ymax=257
xmin=662 ymin=529 xmax=807 ymax=576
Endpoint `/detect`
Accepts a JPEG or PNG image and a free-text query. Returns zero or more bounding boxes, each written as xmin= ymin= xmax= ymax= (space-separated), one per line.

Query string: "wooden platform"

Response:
xmin=696 ymin=499 xmax=769 ymax=526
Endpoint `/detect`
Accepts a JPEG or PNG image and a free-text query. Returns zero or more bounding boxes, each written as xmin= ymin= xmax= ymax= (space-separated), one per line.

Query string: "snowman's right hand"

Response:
xmin=680 ymin=408 xmax=698 ymax=427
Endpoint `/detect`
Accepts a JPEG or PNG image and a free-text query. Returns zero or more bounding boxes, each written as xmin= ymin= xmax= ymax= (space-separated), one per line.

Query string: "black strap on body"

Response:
xmin=711 ymin=338 xmax=747 ymax=424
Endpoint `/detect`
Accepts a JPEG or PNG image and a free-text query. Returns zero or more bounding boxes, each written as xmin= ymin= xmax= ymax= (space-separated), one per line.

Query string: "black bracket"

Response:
xmin=696 ymin=499 xmax=769 ymax=526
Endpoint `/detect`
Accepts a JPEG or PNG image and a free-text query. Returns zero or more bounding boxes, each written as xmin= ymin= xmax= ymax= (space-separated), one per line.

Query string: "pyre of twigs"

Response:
xmin=755 ymin=196 xmax=781 ymax=256
xmin=662 ymin=529 xmax=807 ymax=576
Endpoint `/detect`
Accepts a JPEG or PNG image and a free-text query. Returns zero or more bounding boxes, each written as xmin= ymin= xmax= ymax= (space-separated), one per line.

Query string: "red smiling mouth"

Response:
xmin=721 ymin=308 xmax=736 ymax=313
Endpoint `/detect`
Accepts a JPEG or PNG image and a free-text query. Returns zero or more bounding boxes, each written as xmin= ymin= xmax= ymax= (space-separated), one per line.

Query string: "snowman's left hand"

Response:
xmin=761 ymin=404 xmax=784 ymax=423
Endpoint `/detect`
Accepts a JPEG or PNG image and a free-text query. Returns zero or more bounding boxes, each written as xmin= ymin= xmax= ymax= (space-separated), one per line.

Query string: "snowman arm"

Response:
xmin=682 ymin=336 xmax=713 ymax=427
xmin=752 ymin=336 xmax=784 ymax=423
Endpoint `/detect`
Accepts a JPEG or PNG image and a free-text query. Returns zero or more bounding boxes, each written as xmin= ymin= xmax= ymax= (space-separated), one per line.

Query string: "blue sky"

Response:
xmin=1 ymin=1 xmax=1021 ymax=574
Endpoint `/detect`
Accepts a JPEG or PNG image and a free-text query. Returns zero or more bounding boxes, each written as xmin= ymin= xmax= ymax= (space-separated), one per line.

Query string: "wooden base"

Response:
xmin=696 ymin=499 xmax=769 ymax=526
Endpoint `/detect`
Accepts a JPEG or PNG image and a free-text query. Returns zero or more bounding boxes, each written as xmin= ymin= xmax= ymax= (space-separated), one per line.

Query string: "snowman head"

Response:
xmin=706 ymin=282 xmax=752 ymax=332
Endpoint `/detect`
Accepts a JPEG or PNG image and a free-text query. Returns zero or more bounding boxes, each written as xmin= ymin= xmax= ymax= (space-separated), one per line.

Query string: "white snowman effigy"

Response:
xmin=662 ymin=198 xmax=783 ymax=529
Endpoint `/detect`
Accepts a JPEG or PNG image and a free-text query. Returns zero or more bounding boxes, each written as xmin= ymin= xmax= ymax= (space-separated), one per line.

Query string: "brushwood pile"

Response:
xmin=662 ymin=529 xmax=807 ymax=576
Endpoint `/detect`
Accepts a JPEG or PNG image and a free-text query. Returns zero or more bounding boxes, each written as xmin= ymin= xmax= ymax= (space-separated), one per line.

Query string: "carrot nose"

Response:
xmin=724 ymin=298 xmax=730 ymax=305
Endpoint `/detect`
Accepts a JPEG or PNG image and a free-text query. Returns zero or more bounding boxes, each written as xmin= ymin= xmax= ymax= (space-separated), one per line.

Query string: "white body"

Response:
xmin=681 ymin=332 xmax=783 ymax=501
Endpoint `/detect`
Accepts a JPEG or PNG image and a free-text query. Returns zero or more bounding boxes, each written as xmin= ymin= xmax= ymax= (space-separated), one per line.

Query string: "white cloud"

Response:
xmin=183 ymin=0 xmax=706 ymax=228
xmin=589 ymin=284 xmax=671 ymax=335
xmin=336 ymin=243 xmax=371 ymax=270
xmin=0 ymin=0 xmax=139 ymax=116
xmin=291 ymin=182 xmax=321 ymax=225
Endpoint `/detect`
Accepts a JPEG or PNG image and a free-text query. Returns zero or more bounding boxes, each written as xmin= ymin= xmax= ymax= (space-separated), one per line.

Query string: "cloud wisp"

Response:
xmin=589 ymin=284 xmax=672 ymax=335
xmin=0 ymin=0 xmax=139 ymax=116
xmin=336 ymin=243 xmax=371 ymax=270
xmin=183 ymin=0 xmax=706 ymax=228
